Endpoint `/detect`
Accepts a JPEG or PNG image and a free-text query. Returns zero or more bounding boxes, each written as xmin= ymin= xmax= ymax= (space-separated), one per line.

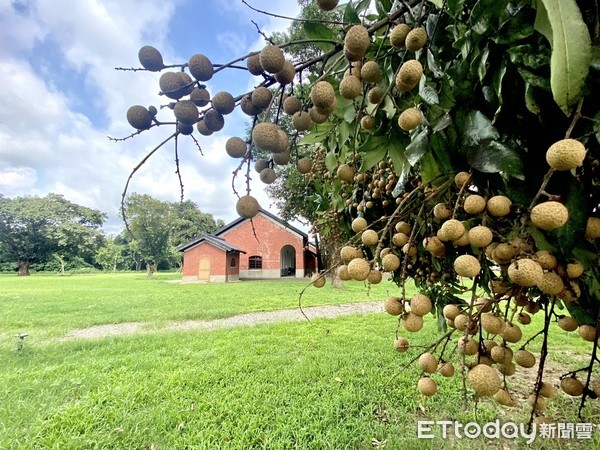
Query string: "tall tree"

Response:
xmin=95 ymin=236 xmax=125 ymax=272
xmin=123 ymin=194 xmax=223 ymax=275
xmin=0 ymin=194 xmax=106 ymax=275
xmin=170 ymin=199 xmax=224 ymax=247
xmin=123 ymin=193 xmax=173 ymax=277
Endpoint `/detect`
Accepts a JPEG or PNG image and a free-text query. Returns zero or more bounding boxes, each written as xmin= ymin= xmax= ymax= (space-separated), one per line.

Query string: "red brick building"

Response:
xmin=178 ymin=209 xmax=318 ymax=282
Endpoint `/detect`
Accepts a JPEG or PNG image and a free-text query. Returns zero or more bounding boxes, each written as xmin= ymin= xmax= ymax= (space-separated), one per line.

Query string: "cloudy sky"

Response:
xmin=0 ymin=0 xmax=302 ymax=233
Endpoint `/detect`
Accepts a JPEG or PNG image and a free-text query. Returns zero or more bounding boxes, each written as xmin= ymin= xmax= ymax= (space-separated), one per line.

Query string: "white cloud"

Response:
xmin=0 ymin=166 xmax=37 ymax=191
xmin=0 ymin=0 xmax=308 ymax=234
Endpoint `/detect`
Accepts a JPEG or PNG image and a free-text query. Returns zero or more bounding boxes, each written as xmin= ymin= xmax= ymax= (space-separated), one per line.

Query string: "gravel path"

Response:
xmin=60 ymin=301 xmax=384 ymax=341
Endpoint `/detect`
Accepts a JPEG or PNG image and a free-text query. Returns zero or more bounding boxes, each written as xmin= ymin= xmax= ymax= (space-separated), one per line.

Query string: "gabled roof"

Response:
xmin=214 ymin=208 xmax=308 ymax=239
xmin=176 ymin=234 xmax=246 ymax=253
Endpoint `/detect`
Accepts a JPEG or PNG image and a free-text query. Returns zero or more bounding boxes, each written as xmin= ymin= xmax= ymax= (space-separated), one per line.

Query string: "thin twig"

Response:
xmin=528 ymin=297 xmax=555 ymax=430
xmin=578 ymin=309 xmax=600 ymax=420
xmin=565 ymin=98 xmax=585 ymax=139
xmin=114 ymin=63 xmax=185 ymax=72
xmin=383 ymin=330 xmax=455 ymax=388
xmin=174 ymin=133 xmax=184 ymax=203
xmin=252 ymin=20 xmax=275 ymax=44
xmin=242 ymin=0 xmax=347 ymax=25
xmin=121 ymin=132 xmax=177 ymax=235
xmin=189 ymin=134 xmax=204 ymax=155
xmin=297 ymin=263 xmax=341 ymax=324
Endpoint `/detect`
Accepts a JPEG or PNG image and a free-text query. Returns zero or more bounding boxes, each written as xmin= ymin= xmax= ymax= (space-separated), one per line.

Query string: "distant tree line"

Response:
xmin=0 ymin=193 xmax=223 ymax=276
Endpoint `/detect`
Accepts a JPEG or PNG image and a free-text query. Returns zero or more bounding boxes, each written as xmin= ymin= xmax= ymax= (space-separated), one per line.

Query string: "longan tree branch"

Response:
xmin=578 ymin=309 xmax=600 ymax=420
xmin=108 ymin=124 xmax=159 ymax=142
xmin=527 ymin=168 xmax=556 ymax=212
xmin=528 ymin=98 xmax=585 ymax=211
xmin=252 ymin=20 xmax=276 ymax=44
xmin=189 ymin=134 xmax=204 ymax=155
xmin=297 ymin=263 xmax=342 ymax=324
xmin=174 ymin=134 xmax=184 ymax=203
xmin=114 ymin=63 xmax=185 ymax=72
xmin=565 ymin=98 xmax=585 ymax=139
xmin=384 ymin=330 xmax=455 ymax=388
xmin=527 ymin=297 xmax=555 ymax=431
xmin=519 ymin=328 xmax=545 ymax=351
xmin=242 ymin=0 xmax=347 ymax=25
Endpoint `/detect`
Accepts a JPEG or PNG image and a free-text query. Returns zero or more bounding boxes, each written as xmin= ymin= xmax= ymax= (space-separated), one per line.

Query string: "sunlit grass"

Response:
xmin=2 ymin=313 xmax=598 ymax=449
xmin=0 ymin=272 xmax=412 ymax=340
xmin=0 ymin=273 xmax=598 ymax=449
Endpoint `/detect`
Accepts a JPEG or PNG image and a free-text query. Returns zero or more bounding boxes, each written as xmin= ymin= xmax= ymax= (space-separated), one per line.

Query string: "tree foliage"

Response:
xmin=118 ymin=0 xmax=599 ymax=421
xmin=123 ymin=194 xmax=223 ymax=275
xmin=0 ymin=194 xmax=106 ymax=275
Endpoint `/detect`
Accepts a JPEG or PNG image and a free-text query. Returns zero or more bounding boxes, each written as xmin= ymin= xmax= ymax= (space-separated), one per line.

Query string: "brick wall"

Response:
xmin=221 ymin=213 xmax=305 ymax=276
xmin=181 ymin=242 xmax=225 ymax=280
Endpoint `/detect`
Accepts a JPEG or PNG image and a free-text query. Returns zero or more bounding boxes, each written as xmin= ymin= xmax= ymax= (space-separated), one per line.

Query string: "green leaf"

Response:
xmin=343 ymin=2 xmax=361 ymax=24
xmin=430 ymin=133 xmax=453 ymax=174
xmin=426 ymin=49 xmax=444 ymax=79
xmin=529 ymin=226 xmax=556 ymax=252
xmin=358 ymin=134 xmax=389 ymax=171
xmin=459 ymin=111 xmax=523 ymax=178
xmin=493 ymin=5 xmax=535 ymax=44
xmin=467 ymin=141 xmax=523 ymax=177
xmin=427 ymin=0 xmax=444 ymax=7
xmin=492 ymin=60 xmax=507 ymax=118
xmin=524 ymin=83 xmax=541 ymax=114
xmin=462 ymin=110 xmax=499 ymax=146
xmin=556 ymin=182 xmax=589 ymax=256
xmin=360 ymin=146 xmax=387 ymax=172
xmin=536 ymin=0 xmax=592 ymax=114
xmin=325 ymin=151 xmax=337 ymax=173
xmin=419 ymin=151 xmax=441 ymax=184
xmin=533 ymin=0 xmax=552 ymax=43
xmin=446 ymin=0 xmax=466 ymax=18
xmin=471 ymin=0 xmax=507 ymax=35
xmin=303 ymin=21 xmax=336 ymax=51
xmin=391 ymin=165 xmax=411 ymax=198
xmin=477 ymin=46 xmax=490 ymax=81
xmin=419 ymin=82 xmax=439 ymax=105
xmin=388 ymin=142 xmax=408 ymax=178
xmin=376 ymin=0 xmax=394 ymax=15
xmin=338 ymin=121 xmax=351 ymax=147
xmin=382 ymin=95 xmax=397 ymax=120
xmin=405 ymin=129 xmax=430 ymax=165
xmin=432 ymin=113 xmax=452 ymax=132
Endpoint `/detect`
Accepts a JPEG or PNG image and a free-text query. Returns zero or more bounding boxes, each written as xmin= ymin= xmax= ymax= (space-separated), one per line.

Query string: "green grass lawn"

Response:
xmin=2 ymin=314 xmax=598 ymax=449
xmin=0 ymin=272 xmax=410 ymax=340
xmin=0 ymin=273 xmax=598 ymax=449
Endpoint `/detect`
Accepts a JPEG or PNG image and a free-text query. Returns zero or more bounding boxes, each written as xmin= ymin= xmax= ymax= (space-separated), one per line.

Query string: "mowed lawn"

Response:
xmin=0 ymin=272 xmax=409 ymax=341
xmin=1 ymin=273 xmax=599 ymax=449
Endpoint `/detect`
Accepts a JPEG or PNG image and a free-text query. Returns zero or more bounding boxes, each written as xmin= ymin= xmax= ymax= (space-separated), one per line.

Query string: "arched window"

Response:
xmin=249 ymin=255 xmax=262 ymax=269
xmin=230 ymin=257 xmax=236 ymax=268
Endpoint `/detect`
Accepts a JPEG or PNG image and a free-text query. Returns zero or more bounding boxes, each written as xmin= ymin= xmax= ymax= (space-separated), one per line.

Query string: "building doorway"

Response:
xmin=280 ymin=245 xmax=296 ymax=277
xmin=198 ymin=257 xmax=211 ymax=281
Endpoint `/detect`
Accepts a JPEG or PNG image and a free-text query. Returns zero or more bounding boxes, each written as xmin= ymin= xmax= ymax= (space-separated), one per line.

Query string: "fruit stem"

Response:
xmin=577 ymin=309 xmax=600 ymax=420
xmin=527 ymin=168 xmax=555 ymax=212
xmin=564 ymin=98 xmax=585 ymax=140
xmin=527 ymin=296 xmax=555 ymax=432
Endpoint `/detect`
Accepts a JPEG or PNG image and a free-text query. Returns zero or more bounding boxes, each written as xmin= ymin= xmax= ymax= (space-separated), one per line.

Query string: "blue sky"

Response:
xmin=0 ymin=0 xmax=301 ymax=232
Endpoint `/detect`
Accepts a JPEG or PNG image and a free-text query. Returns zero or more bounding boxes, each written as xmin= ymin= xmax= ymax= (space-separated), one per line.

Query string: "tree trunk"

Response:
xmin=332 ymin=272 xmax=344 ymax=289
xmin=17 ymin=260 xmax=30 ymax=276
xmin=146 ymin=261 xmax=154 ymax=278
